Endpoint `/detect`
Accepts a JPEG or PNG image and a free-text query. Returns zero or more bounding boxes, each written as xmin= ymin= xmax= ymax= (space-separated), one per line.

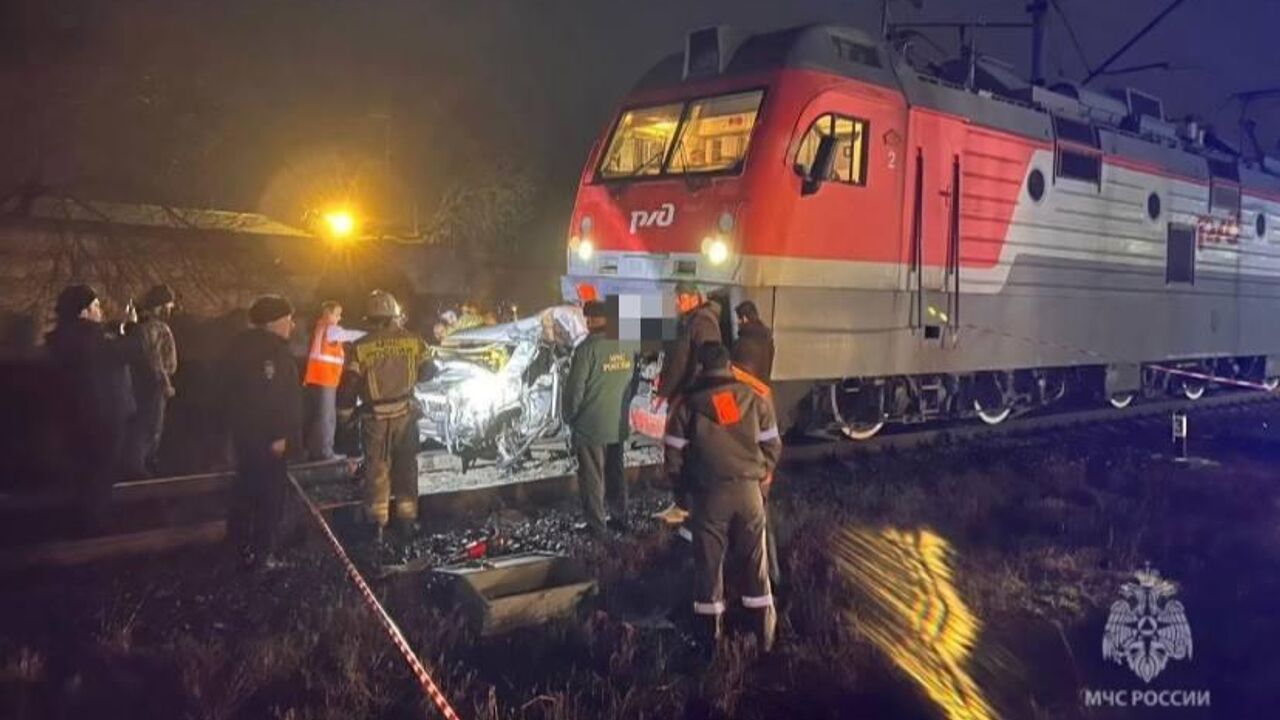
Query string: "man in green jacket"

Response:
xmin=563 ymin=300 xmax=640 ymax=538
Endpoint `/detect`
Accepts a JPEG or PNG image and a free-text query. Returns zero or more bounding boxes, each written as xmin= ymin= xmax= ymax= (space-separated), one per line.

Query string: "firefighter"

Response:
xmin=303 ymin=300 xmax=366 ymax=461
xmin=563 ymin=300 xmax=639 ymax=538
xmin=123 ymin=283 xmax=178 ymax=478
xmin=731 ymin=300 xmax=774 ymax=384
xmin=347 ymin=290 xmax=432 ymax=544
xmin=653 ymin=280 xmax=722 ymax=524
xmin=219 ymin=295 xmax=303 ymax=568
xmin=46 ymin=284 xmax=141 ymax=528
xmin=664 ymin=342 xmax=782 ymax=653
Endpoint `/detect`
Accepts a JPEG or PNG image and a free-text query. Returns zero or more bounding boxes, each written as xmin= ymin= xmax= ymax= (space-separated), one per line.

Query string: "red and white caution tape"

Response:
xmin=288 ymin=474 xmax=463 ymax=720
xmin=1148 ymin=365 xmax=1278 ymax=392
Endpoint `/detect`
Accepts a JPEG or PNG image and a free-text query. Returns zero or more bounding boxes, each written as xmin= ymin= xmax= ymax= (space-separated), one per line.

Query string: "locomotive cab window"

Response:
xmin=667 ymin=90 xmax=765 ymax=175
xmin=598 ymin=102 xmax=684 ymax=178
xmin=795 ymin=113 xmax=869 ymax=186
xmin=1052 ymin=116 xmax=1101 ymax=186
xmin=598 ymin=90 xmax=765 ymax=180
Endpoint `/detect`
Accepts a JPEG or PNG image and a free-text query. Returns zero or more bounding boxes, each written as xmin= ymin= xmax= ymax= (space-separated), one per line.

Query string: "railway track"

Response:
xmin=2 ymin=389 xmax=1275 ymax=572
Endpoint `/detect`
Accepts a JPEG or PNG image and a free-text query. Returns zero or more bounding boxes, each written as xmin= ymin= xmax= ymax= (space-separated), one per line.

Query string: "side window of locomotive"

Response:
xmin=1052 ymin=115 xmax=1102 ymax=186
xmin=794 ymin=113 xmax=869 ymax=186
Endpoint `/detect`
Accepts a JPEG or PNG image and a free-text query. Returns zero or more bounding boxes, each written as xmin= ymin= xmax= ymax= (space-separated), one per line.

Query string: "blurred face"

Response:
xmin=324 ymin=305 xmax=342 ymax=324
xmin=266 ymin=314 xmax=296 ymax=340
xmin=80 ymin=298 xmax=104 ymax=323
xmin=676 ymin=292 xmax=700 ymax=314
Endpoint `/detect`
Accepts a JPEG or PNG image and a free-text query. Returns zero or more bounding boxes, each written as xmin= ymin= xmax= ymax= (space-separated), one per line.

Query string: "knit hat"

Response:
xmin=55 ymin=284 xmax=99 ymax=322
xmin=248 ymin=295 xmax=294 ymax=325
xmin=674 ymin=280 xmax=700 ymax=296
xmin=141 ymin=283 xmax=176 ymax=311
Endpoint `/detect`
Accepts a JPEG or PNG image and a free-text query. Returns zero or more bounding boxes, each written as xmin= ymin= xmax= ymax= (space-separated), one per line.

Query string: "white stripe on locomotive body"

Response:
xmin=576 ymin=156 xmax=1280 ymax=297
xmin=568 ymin=154 xmax=1280 ymax=381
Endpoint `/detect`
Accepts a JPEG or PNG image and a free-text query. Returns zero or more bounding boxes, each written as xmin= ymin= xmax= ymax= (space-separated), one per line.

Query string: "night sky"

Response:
xmin=2 ymin=0 xmax=1277 ymax=248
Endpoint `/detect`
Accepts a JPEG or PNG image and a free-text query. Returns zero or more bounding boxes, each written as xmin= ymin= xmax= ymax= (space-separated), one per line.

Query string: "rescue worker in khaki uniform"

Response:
xmin=664 ymin=342 xmax=782 ymax=653
xmin=347 ymin=290 xmax=432 ymax=542
xmin=563 ymin=300 xmax=640 ymax=538
xmin=653 ymin=281 xmax=722 ymax=524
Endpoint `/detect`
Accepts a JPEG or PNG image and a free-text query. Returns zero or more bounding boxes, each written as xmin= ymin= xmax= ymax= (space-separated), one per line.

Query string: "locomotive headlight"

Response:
xmin=576 ymin=237 xmax=595 ymax=261
xmin=702 ymin=235 xmax=731 ymax=266
xmin=580 ymin=215 xmax=594 ymax=234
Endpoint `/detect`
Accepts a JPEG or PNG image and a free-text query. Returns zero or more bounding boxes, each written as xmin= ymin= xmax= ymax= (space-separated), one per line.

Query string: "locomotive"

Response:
xmin=562 ymin=22 xmax=1280 ymax=438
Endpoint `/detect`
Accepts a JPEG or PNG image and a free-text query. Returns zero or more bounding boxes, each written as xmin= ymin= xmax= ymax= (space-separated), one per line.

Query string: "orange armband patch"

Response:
xmin=711 ymin=391 xmax=742 ymax=425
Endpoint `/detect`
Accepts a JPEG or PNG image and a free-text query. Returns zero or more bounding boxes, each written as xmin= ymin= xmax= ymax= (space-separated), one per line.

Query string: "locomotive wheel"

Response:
xmin=972 ymin=372 xmax=1014 ymax=425
xmin=1107 ymin=392 xmax=1135 ymax=409
xmin=973 ymin=399 xmax=1012 ymax=425
xmin=1181 ymin=379 xmax=1206 ymax=400
xmin=840 ymin=420 xmax=885 ymax=440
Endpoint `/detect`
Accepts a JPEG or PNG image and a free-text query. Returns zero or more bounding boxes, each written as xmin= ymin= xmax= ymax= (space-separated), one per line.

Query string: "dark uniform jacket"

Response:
xmin=219 ymin=328 xmax=303 ymax=450
xmin=663 ymin=367 xmax=782 ymax=490
xmin=731 ymin=321 xmax=774 ymax=382
xmin=656 ymin=300 xmax=722 ymax=400
xmin=563 ymin=331 xmax=639 ymax=447
xmin=46 ymin=319 xmax=139 ymax=428
xmin=348 ymin=325 xmax=432 ymax=418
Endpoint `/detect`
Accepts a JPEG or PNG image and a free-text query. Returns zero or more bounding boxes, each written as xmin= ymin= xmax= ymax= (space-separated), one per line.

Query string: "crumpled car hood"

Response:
xmin=415 ymin=306 xmax=586 ymax=463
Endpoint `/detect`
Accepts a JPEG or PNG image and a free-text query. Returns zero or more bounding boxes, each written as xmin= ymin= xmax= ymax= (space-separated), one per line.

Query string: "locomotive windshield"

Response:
xmin=598 ymin=89 xmax=764 ymax=179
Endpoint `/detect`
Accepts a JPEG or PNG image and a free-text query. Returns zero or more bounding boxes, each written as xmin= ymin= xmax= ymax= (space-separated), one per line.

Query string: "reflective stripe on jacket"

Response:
xmin=304 ymin=321 xmax=345 ymax=387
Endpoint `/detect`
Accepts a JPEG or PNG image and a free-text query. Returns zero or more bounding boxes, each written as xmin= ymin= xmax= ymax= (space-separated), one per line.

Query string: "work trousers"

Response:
xmin=575 ymin=442 xmax=627 ymax=533
xmin=361 ymin=412 xmax=420 ymax=527
xmin=690 ymin=481 xmax=773 ymax=616
xmin=305 ymin=384 xmax=338 ymax=460
xmin=74 ymin=420 xmax=126 ymax=530
xmin=124 ymin=386 xmax=166 ymax=478
xmin=228 ymin=443 xmax=288 ymax=558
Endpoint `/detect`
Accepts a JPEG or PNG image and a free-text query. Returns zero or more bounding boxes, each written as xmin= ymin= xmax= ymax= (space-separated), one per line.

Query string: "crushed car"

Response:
xmin=415 ymin=306 xmax=590 ymax=470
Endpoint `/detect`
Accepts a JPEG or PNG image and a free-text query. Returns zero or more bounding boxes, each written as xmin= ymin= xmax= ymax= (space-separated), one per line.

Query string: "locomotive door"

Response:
xmin=788 ymin=88 xmax=908 ymax=290
xmin=903 ymin=110 xmax=968 ymax=344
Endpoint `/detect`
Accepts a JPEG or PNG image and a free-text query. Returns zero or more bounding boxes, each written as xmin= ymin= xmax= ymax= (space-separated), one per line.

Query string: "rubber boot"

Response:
xmin=693 ymin=612 xmax=723 ymax=660
xmin=749 ymin=605 xmax=778 ymax=653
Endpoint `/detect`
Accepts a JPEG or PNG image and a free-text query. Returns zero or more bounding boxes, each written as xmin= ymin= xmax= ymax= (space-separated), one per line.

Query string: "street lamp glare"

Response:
xmin=325 ymin=210 xmax=356 ymax=239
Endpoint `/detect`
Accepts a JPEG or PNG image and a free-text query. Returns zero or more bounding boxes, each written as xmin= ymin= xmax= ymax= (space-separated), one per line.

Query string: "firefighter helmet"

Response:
xmin=366 ymin=289 xmax=402 ymax=319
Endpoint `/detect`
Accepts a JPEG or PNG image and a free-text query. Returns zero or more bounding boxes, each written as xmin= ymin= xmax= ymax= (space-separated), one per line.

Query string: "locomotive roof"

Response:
xmin=634 ymin=23 xmax=898 ymax=94
xmin=631 ymin=22 xmax=1279 ymax=186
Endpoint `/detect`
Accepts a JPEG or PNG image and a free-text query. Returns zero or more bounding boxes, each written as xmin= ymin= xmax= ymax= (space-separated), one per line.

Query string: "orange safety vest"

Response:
xmin=304 ymin=321 xmax=345 ymax=387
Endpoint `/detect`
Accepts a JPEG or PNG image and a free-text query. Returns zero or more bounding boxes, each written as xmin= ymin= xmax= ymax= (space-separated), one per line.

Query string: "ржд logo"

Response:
xmin=629 ymin=203 xmax=675 ymax=234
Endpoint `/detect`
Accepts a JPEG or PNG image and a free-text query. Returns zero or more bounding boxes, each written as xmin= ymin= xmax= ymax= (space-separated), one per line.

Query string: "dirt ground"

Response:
xmin=3 ymin=404 xmax=1279 ymax=719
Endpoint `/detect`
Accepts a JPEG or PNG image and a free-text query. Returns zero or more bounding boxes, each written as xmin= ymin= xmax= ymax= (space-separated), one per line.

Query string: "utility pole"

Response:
xmin=1027 ymin=0 xmax=1049 ymax=86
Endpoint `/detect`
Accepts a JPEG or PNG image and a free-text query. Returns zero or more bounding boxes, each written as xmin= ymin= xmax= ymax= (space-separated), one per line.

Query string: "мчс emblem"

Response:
xmin=1102 ymin=566 xmax=1193 ymax=683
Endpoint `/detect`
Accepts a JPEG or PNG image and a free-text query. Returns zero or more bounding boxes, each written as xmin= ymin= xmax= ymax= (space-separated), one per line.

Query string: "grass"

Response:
xmin=4 ymin=416 xmax=1280 ymax=719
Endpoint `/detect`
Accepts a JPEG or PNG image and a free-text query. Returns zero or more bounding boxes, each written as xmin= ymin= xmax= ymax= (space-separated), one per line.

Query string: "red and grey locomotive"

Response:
xmin=562 ymin=23 xmax=1280 ymax=437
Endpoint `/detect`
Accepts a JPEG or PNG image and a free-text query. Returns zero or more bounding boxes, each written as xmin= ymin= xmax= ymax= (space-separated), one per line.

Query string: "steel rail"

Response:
xmin=3 ymin=391 xmax=1276 ymax=571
